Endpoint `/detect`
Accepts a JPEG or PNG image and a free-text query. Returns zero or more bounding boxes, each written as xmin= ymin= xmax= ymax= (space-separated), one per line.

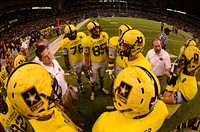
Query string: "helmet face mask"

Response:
xmin=182 ymin=46 xmax=200 ymax=73
xmin=113 ymin=66 xmax=160 ymax=119
xmin=119 ymin=42 xmax=132 ymax=57
xmin=7 ymin=62 xmax=62 ymax=119
xmin=67 ymin=31 xmax=77 ymax=40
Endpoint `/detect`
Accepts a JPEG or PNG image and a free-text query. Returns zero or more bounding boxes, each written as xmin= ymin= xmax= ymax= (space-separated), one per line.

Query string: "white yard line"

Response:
xmin=168 ymin=53 xmax=177 ymax=58
xmin=197 ymin=81 xmax=200 ymax=87
xmin=49 ymin=19 xmax=90 ymax=54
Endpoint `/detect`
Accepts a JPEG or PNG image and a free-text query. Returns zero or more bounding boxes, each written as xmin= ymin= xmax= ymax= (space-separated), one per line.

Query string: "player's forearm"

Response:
xmin=84 ymin=52 xmax=90 ymax=67
xmin=63 ymin=55 xmax=70 ymax=69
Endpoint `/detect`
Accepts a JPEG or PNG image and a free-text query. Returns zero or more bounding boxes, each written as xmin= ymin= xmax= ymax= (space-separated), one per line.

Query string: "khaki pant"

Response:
xmin=61 ymin=89 xmax=86 ymax=124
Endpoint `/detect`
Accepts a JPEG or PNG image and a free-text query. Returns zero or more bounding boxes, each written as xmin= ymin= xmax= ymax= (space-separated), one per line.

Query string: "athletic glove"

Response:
xmin=168 ymin=73 xmax=178 ymax=87
xmin=108 ymin=69 xmax=115 ymax=80
xmin=86 ymin=67 xmax=93 ymax=77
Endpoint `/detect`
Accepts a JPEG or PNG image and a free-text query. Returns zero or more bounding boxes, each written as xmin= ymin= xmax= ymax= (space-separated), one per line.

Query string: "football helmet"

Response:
xmin=87 ymin=21 xmax=101 ymax=36
xmin=87 ymin=21 xmax=100 ymax=31
xmin=13 ymin=54 xmax=26 ymax=68
xmin=118 ymin=24 xmax=132 ymax=37
xmin=182 ymin=46 xmax=200 ymax=72
xmin=179 ymin=39 xmax=197 ymax=57
xmin=113 ymin=66 xmax=160 ymax=119
xmin=119 ymin=29 xmax=145 ymax=57
xmin=6 ymin=62 xmax=62 ymax=119
xmin=185 ymin=39 xmax=196 ymax=47
xmin=64 ymin=24 xmax=77 ymax=40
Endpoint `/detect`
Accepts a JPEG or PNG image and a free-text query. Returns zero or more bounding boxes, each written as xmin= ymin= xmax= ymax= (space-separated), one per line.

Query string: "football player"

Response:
xmin=6 ymin=62 xmax=79 ymax=132
xmin=179 ymin=39 xmax=196 ymax=56
xmin=160 ymin=46 xmax=200 ymax=118
xmin=0 ymin=91 xmax=34 ymax=132
xmin=92 ymin=66 xmax=168 ymax=132
xmin=82 ymin=21 xmax=109 ymax=101
xmin=108 ymin=24 xmax=132 ymax=79
xmin=0 ymin=64 xmax=9 ymax=87
xmin=13 ymin=54 xmax=26 ymax=68
xmin=161 ymin=46 xmax=200 ymax=103
xmin=60 ymin=24 xmax=90 ymax=94
xmin=119 ymin=29 xmax=152 ymax=70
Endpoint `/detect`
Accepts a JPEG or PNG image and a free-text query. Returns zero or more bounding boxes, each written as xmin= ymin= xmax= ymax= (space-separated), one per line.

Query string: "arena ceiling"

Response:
xmin=0 ymin=0 xmax=200 ymax=17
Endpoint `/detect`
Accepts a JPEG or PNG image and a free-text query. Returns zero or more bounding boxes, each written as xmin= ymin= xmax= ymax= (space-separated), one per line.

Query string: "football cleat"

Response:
xmin=90 ymin=92 xmax=95 ymax=101
xmin=101 ymin=88 xmax=109 ymax=95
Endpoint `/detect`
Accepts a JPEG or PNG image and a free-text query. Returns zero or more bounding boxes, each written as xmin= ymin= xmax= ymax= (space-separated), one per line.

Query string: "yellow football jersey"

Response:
xmin=109 ymin=36 xmax=124 ymax=68
xmin=0 ymin=66 xmax=9 ymax=85
xmin=173 ymin=72 xmax=197 ymax=101
xmin=92 ymin=100 xmax=168 ymax=132
xmin=123 ymin=53 xmax=152 ymax=70
xmin=0 ymin=98 xmax=34 ymax=132
xmin=166 ymin=104 xmax=181 ymax=118
xmin=109 ymin=36 xmax=119 ymax=49
xmin=60 ymin=32 xmax=86 ymax=62
xmin=82 ymin=32 xmax=109 ymax=62
xmin=29 ymin=107 xmax=78 ymax=132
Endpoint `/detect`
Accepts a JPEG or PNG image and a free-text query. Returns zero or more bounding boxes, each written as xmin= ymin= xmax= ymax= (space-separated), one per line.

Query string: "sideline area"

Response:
xmin=48 ymin=19 xmax=90 ymax=54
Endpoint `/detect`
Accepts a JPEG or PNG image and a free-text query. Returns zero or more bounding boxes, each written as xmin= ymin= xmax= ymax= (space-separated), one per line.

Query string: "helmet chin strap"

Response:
xmin=0 ymin=102 xmax=8 ymax=114
xmin=0 ymin=93 xmax=8 ymax=114
xmin=119 ymin=108 xmax=152 ymax=119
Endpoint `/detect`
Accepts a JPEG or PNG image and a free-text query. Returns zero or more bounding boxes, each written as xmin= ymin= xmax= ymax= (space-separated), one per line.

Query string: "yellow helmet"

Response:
xmin=13 ymin=55 xmax=26 ymax=68
xmin=185 ymin=39 xmax=196 ymax=47
xmin=64 ymin=24 xmax=76 ymax=34
xmin=64 ymin=24 xmax=77 ymax=40
xmin=118 ymin=24 xmax=132 ymax=37
xmin=87 ymin=21 xmax=100 ymax=32
xmin=183 ymin=46 xmax=200 ymax=72
xmin=119 ymin=29 xmax=145 ymax=57
xmin=113 ymin=66 xmax=160 ymax=119
xmin=7 ymin=62 xmax=61 ymax=119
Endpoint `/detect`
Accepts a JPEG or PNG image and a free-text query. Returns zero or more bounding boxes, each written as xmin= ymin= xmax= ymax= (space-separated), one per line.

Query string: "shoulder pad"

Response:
xmin=109 ymin=36 xmax=119 ymax=48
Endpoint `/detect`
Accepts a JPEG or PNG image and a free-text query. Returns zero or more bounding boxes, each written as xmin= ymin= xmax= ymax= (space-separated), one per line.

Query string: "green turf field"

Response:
xmin=55 ymin=17 xmax=200 ymax=132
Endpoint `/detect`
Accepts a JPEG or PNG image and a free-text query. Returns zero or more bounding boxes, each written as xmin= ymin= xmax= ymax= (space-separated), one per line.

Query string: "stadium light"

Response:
xmin=167 ymin=9 xmax=186 ymax=15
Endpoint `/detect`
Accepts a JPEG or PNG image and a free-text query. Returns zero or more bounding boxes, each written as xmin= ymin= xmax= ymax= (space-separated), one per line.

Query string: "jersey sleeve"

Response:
xmin=82 ymin=36 xmax=91 ymax=48
xmin=60 ymin=38 xmax=67 ymax=49
xmin=78 ymin=32 xmax=86 ymax=39
xmin=109 ymin=36 xmax=119 ymax=49
xmin=101 ymin=32 xmax=109 ymax=41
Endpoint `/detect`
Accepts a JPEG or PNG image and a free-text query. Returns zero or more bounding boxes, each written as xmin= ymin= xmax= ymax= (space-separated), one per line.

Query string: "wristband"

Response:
xmin=108 ymin=63 xmax=114 ymax=68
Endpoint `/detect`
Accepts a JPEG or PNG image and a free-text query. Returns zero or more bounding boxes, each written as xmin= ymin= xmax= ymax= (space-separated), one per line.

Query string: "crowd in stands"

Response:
xmin=1 ymin=4 xmax=200 ymax=71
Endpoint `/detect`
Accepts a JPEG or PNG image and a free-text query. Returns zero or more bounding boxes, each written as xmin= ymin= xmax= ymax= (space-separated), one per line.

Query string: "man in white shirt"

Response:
xmin=35 ymin=45 xmax=87 ymax=126
xmin=146 ymin=37 xmax=171 ymax=84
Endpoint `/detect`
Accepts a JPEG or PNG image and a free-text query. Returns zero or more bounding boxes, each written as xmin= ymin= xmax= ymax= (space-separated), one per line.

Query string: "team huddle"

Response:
xmin=0 ymin=20 xmax=200 ymax=132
